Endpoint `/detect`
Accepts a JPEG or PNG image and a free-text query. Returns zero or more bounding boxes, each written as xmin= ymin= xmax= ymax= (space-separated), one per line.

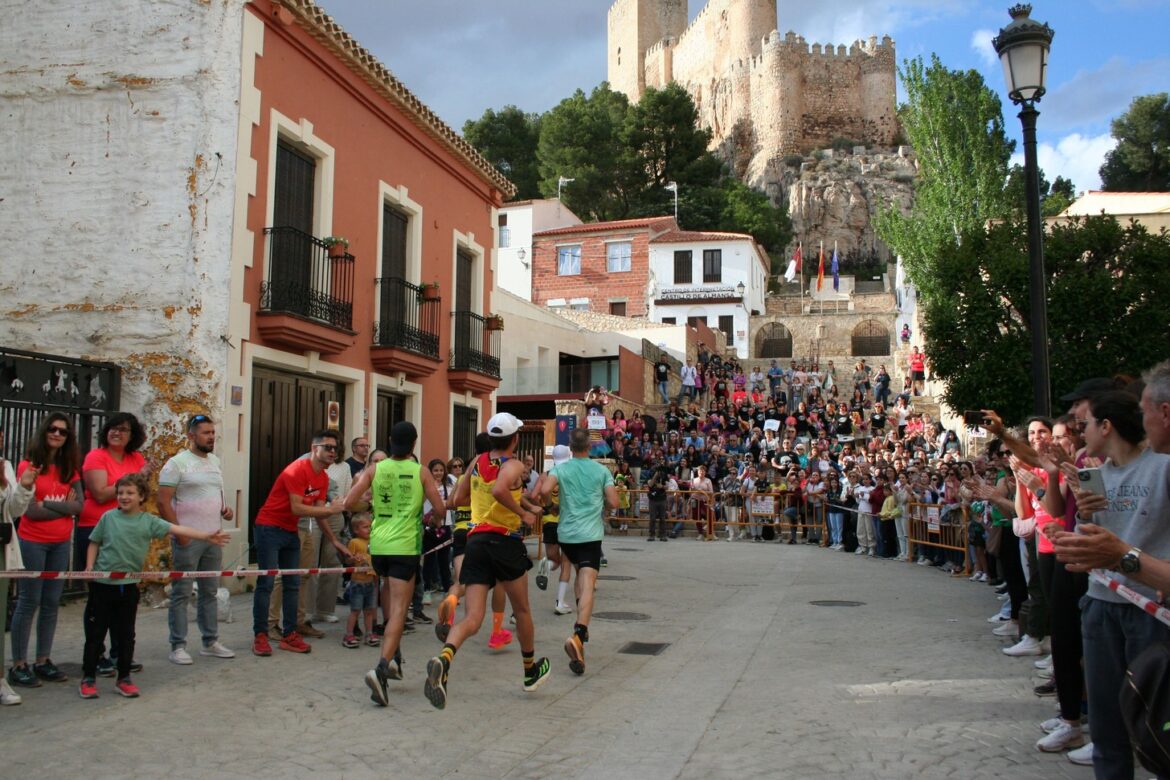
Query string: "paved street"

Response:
xmin=6 ymin=539 xmax=1089 ymax=779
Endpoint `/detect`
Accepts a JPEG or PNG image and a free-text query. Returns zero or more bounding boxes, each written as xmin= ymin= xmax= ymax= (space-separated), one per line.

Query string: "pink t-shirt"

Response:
xmin=80 ymin=448 xmax=147 ymax=528
xmin=1021 ymin=467 xmax=1058 ymax=553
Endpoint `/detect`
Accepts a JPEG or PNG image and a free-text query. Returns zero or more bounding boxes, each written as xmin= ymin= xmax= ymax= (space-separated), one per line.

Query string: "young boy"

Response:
xmin=80 ymin=473 xmax=229 ymax=698
xmin=343 ymin=514 xmax=377 ymax=648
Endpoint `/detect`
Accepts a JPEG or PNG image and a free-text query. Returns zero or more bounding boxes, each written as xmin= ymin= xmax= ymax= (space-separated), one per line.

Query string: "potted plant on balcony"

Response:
xmin=323 ymin=236 xmax=349 ymax=259
xmin=418 ymin=281 xmax=440 ymax=302
xmin=484 ymin=314 xmax=504 ymax=331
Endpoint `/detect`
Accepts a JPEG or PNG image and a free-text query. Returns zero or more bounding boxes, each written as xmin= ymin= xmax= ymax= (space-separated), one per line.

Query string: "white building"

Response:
xmin=496 ymin=199 xmax=582 ymax=300
xmin=647 ymin=230 xmax=769 ymax=358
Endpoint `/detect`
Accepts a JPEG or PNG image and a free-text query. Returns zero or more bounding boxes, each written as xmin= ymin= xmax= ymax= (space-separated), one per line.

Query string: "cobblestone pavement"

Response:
xmin=5 ymin=539 xmax=1091 ymax=779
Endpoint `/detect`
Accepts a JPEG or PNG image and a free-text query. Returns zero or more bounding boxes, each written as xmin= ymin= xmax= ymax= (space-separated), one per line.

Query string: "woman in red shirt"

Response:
xmin=8 ymin=413 xmax=83 ymax=689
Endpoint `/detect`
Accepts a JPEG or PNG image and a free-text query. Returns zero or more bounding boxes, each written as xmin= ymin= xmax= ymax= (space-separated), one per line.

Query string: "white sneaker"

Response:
xmin=422 ymin=591 xmax=433 ymax=606
xmin=992 ymin=621 xmax=1019 ymax=637
xmin=1004 ymin=635 xmax=1044 ymax=656
xmin=1034 ymin=654 xmax=1053 ymax=669
xmin=1067 ymin=742 xmax=1094 ymax=766
xmin=169 ymin=647 xmax=194 ymax=665
xmin=1040 ymin=716 xmax=1065 ymax=733
xmin=553 ymin=603 xmax=573 ymax=615
xmin=0 ymin=679 xmax=21 ymax=706
xmin=199 ymin=641 xmax=236 ymax=659
xmin=997 ymin=592 xmax=1009 ymax=601
xmin=855 ymin=548 xmax=866 ymax=555
xmin=1036 ymin=722 xmax=1084 ymax=752
xmin=313 ymin=613 xmax=340 ymax=624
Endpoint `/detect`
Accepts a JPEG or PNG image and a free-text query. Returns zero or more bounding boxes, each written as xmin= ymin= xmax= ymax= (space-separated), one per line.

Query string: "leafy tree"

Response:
xmin=622 ymin=84 xmax=723 ymax=206
xmin=462 ymin=106 xmax=542 ymax=200
xmin=1004 ymin=165 xmax=1074 ymax=217
xmin=1099 ymin=92 xmax=1170 ymax=191
xmin=875 ymin=55 xmax=1014 ymax=298
xmin=921 ymin=216 xmax=1170 ymax=423
xmin=1046 ymin=176 xmax=1075 ymax=216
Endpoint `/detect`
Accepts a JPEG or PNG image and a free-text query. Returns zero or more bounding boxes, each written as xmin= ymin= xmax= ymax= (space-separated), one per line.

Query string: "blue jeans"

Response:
xmin=1081 ymin=596 xmax=1170 ymax=780
xmin=252 ymin=525 xmax=301 ymax=636
xmin=168 ymin=538 xmax=223 ymax=649
xmin=11 ymin=538 xmax=70 ymax=663
xmin=828 ymin=511 xmax=844 ymax=546
xmin=658 ymin=380 xmax=669 ymax=404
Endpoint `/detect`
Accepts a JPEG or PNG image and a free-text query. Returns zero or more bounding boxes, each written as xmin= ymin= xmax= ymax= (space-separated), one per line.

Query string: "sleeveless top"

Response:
xmin=469 ymin=453 xmax=522 ymax=536
xmin=369 ymin=458 xmax=423 ymax=556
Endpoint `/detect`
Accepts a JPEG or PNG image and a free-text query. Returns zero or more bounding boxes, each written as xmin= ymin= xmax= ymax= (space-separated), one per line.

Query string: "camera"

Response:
xmin=963 ymin=410 xmax=988 ymax=427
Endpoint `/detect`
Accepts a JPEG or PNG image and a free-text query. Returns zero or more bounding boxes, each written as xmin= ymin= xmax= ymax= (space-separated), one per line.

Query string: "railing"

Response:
xmin=260 ymin=226 xmax=354 ymax=330
xmin=372 ymin=277 xmax=440 ymax=359
xmin=906 ymin=502 xmax=969 ymax=570
xmin=450 ymin=310 xmax=501 ymax=378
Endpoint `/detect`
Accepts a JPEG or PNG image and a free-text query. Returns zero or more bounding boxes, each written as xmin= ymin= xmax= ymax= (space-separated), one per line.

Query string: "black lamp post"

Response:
xmin=994 ymin=4 xmax=1055 ymax=417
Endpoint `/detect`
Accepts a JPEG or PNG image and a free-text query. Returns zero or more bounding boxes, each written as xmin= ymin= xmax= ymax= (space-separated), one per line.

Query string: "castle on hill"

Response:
xmin=607 ymin=0 xmax=900 ymax=158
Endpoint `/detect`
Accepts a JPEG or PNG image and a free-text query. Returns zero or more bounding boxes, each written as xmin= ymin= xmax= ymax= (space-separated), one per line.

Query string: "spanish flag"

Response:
xmin=816 ymin=243 xmax=825 ymax=291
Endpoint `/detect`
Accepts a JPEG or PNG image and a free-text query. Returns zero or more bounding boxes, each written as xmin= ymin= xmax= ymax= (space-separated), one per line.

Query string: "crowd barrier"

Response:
xmin=906 ymin=501 xmax=970 ymax=574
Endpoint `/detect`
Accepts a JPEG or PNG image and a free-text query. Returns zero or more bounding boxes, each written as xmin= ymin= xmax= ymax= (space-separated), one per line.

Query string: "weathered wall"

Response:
xmin=0 ymin=1 xmax=245 ymax=459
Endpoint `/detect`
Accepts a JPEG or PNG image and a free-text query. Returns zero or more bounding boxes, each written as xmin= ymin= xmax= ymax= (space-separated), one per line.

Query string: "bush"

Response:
xmin=831 ymin=137 xmax=861 ymax=152
xmin=783 ymin=153 xmax=804 ymax=168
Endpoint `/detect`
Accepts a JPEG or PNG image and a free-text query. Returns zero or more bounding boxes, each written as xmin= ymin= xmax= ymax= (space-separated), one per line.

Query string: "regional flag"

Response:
xmin=816 ymin=244 xmax=825 ymax=292
xmin=831 ymin=247 xmax=839 ymax=291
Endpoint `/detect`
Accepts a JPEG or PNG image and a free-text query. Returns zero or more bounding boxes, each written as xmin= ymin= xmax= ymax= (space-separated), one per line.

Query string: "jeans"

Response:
xmin=268 ymin=527 xmax=315 ymax=629
xmin=10 ymin=538 xmax=69 ymax=663
xmin=168 ymin=538 xmax=223 ymax=649
xmin=871 ymin=516 xmax=884 ymax=556
xmin=828 ymin=511 xmax=844 ymax=546
xmin=894 ymin=513 xmax=909 ymax=557
xmin=648 ymin=499 xmax=667 ymax=538
xmin=252 ymin=525 xmax=301 ymax=636
xmin=1081 ymin=596 xmax=1170 ymax=780
xmin=83 ymin=582 xmax=138 ymax=680
xmin=657 ymin=380 xmax=669 ymax=404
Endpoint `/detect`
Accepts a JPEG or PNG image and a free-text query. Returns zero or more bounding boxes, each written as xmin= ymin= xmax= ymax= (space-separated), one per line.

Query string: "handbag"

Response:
xmin=985 ymin=523 xmax=1003 ymax=556
xmin=1012 ymin=515 xmax=1036 ymax=539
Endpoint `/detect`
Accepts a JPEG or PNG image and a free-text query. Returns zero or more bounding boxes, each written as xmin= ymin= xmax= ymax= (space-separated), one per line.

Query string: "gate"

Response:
xmin=756 ymin=323 xmax=793 ymax=359
xmin=517 ymin=422 xmax=546 ymax=472
xmin=851 ymin=320 xmax=890 ymax=356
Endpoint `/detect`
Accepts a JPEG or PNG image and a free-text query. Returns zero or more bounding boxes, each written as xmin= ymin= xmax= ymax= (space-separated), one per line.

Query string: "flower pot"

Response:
xmin=420 ymin=284 xmax=440 ymax=301
xmin=327 ymin=243 xmax=347 ymax=259
xmin=485 ymin=315 xmax=504 ymax=332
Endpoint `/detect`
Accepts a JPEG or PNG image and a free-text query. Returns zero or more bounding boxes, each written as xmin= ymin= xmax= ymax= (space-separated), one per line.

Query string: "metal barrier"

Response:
xmin=906 ymin=502 xmax=970 ymax=573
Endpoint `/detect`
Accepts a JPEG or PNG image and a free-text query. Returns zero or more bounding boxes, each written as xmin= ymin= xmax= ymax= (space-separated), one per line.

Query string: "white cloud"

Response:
xmin=1043 ymin=55 xmax=1170 ymax=134
xmin=970 ymin=29 xmax=997 ymax=68
xmin=1009 ymin=133 xmax=1116 ymax=194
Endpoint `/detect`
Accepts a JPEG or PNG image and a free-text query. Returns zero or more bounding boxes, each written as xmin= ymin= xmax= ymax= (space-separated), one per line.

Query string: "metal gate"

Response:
xmin=851 ymin=320 xmax=890 ymax=356
xmin=756 ymin=323 xmax=793 ymax=359
xmin=517 ymin=423 xmax=546 ymax=473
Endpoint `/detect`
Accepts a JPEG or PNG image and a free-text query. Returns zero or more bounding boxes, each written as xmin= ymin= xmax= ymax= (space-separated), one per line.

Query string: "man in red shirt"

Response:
xmin=908 ymin=347 xmax=927 ymax=397
xmin=251 ymin=430 xmax=349 ymax=656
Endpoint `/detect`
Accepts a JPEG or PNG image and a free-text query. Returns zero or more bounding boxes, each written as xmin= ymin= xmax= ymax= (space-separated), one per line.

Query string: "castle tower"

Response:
xmin=607 ymin=0 xmax=687 ymax=101
xmin=728 ymin=0 xmax=777 ymax=60
xmin=861 ymin=35 xmax=899 ymax=147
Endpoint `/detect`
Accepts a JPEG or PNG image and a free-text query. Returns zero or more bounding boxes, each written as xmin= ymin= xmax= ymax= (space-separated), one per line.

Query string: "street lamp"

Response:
xmin=994 ymin=3 xmax=1054 ymax=417
xmin=736 ymin=281 xmax=746 ymax=300
xmin=557 ymin=176 xmax=574 ymax=200
xmin=665 ymin=181 xmax=679 ymax=222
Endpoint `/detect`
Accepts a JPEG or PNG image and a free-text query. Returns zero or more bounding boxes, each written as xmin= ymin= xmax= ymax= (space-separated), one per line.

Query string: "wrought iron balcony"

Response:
xmin=449 ymin=310 xmax=501 ymax=383
xmin=373 ymin=278 xmax=440 ymax=358
xmin=259 ymin=227 xmax=355 ymax=330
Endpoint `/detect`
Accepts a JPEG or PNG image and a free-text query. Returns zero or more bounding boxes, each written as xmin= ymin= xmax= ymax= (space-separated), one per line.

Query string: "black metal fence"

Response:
xmin=259 ymin=226 xmax=355 ymax=330
xmin=450 ymin=310 xmax=501 ymax=378
xmin=372 ymin=277 xmax=440 ymax=359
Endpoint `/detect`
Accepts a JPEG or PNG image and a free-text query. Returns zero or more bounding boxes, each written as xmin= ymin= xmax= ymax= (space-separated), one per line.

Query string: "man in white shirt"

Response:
xmin=680 ymin=359 xmax=698 ymax=401
xmin=1 ymin=423 xmax=37 ymax=704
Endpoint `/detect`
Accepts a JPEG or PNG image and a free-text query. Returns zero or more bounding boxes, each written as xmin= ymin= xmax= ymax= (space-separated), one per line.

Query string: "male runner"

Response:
xmin=342 ymin=422 xmax=444 ymax=706
xmin=534 ymin=445 xmax=573 ymax=612
xmin=424 ymin=413 xmax=550 ymax=709
xmin=539 ymin=428 xmax=617 ymax=675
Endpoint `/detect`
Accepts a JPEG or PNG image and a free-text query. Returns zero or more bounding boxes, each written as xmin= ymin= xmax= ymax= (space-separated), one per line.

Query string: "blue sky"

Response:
xmin=325 ymin=0 xmax=1170 ymax=193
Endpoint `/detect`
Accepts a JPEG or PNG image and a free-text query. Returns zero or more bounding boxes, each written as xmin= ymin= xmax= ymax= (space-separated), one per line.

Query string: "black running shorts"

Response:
xmin=560 ymin=540 xmax=603 ymax=570
xmin=452 ymin=528 xmax=469 ymax=558
xmin=371 ymin=554 xmax=417 ymax=582
xmin=458 ymin=533 xmax=532 ymax=587
xmin=542 ymin=521 xmax=559 ymax=546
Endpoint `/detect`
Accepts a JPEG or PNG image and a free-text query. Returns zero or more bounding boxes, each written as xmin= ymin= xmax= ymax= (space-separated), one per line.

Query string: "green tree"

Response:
xmin=921 ymin=216 xmax=1170 ymax=423
xmin=1099 ymin=92 xmax=1170 ymax=191
xmin=462 ymin=106 xmax=542 ymax=199
xmin=875 ymin=55 xmax=1014 ymax=298
xmin=1004 ymin=165 xmax=1074 ymax=217
xmin=622 ymin=84 xmax=723 ymax=208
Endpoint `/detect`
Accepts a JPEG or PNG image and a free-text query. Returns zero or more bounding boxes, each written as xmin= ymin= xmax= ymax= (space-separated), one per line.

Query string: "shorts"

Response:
xmin=560 ymin=540 xmax=604 ymax=571
xmin=459 ymin=533 xmax=532 ymax=587
xmin=452 ymin=528 xmax=469 ymax=557
xmin=347 ymin=581 xmax=376 ymax=611
xmin=911 ymin=370 xmax=925 ymax=381
xmin=371 ymin=554 xmax=417 ymax=582
xmin=542 ymin=521 xmax=559 ymax=546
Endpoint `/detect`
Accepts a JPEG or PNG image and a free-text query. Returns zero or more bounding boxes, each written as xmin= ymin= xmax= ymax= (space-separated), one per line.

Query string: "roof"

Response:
xmin=550 ymin=308 xmax=674 ymax=333
xmin=533 ymin=215 xmax=677 ymax=238
xmin=651 ymin=229 xmax=755 ymax=243
xmin=1060 ymin=191 xmax=1170 ymax=217
xmin=278 ymin=0 xmax=515 ymax=199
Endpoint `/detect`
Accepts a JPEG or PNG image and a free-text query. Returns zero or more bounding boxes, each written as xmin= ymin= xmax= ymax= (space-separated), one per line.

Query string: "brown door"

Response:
xmin=375 ymin=391 xmax=407 ymax=453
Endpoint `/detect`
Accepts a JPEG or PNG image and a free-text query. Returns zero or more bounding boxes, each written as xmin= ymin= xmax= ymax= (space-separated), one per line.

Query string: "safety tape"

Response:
xmin=1090 ymin=570 xmax=1170 ymax=629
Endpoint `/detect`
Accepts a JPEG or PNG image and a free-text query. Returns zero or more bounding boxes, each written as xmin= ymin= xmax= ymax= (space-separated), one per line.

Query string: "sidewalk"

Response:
xmin=4 ymin=540 xmax=1089 ymax=779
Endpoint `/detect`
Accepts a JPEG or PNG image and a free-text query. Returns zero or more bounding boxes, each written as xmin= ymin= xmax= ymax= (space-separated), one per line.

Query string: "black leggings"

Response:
xmin=82 ymin=582 xmax=139 ymax=680
xmin=1038 ymin=552 xmax=1089 ymax=721
xmin=998 ymin=531 xmax=1029 ymax=620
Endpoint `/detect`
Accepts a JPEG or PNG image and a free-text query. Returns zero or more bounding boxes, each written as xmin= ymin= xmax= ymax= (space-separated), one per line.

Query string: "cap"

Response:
xmin=388 ymin=421 xmax=417 ymax=457
xmin=486 ymin=412 xmax=523 ymax=437
xmin=1059 ymin=377 xmax=1116 ymax=404
xmin=551 ymin=445 xmax=571 ymax=465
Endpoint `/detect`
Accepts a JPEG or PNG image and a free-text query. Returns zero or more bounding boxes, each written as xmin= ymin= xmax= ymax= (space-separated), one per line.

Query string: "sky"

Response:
xmin=324 ymin=0 xmax=1170 ymax=193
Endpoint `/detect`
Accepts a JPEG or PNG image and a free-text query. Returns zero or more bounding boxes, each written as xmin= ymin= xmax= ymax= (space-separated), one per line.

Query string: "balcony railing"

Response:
xmin=259 ymin=227 xmax=354 ymax=330
xmin=450 ymin=310 xmax=501 ymax=379
xmin=372 ymin=277 xmax=440 ymax=359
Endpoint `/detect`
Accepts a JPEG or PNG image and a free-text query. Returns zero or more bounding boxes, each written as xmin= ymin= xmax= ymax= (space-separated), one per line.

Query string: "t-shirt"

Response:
xmin=157 ymin=449 xmax=224 ymax=534
xmin=347 ymin=537 xmax=376 ymax=583
xmin=89 ymin=509 xmax=173 ymax=584
xmin=655 ymin=362 xmax=669 ymax=382
xmin=80 ymin=448 xmax=147 ymax=528
xmin=345 ymin=457 xmax=366 ymax=478
xmin=255 ymin=458 xmax=329 ymax=533
xmin=16 ymin=462 xmax=76 ymax=544
xmin=552 ymin=457 xmax=614 ymax=544
xmin=909 ymin=353 xmax=926 ymax=372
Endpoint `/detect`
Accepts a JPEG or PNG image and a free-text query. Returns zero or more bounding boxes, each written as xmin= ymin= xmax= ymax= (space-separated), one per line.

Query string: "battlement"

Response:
xmin=766 ymin=30 xmax=895 ymax=61
xmin=644 ymin=36 xmax=675 ymax=59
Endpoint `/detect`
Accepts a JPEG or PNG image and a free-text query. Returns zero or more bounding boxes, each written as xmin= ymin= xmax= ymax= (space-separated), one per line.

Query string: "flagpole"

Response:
xmin=798 ymin=240 xmax=803 ymax=315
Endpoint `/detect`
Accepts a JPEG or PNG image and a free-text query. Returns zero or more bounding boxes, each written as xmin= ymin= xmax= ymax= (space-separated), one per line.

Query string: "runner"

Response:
xmin=424 ymin=413 xmax=550 ymax=709
xmin=533 ymin=445 xmax=573 ymax=613
xmin=342 ymin=421 xmax=444 ymax=707
xmin=538 ymin=428 xmax=618 ymax=675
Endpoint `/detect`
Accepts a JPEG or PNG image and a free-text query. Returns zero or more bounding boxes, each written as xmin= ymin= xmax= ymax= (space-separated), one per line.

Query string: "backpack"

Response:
xmin=1120 ymin=640 xmax=1170 ymax=776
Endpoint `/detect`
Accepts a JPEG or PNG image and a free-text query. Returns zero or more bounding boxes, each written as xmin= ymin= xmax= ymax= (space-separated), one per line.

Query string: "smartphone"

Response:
xmin=1077 ymin=467 xmax=1106 ymax=497
xmin=963 ymin=410 xmax=987 ymax=427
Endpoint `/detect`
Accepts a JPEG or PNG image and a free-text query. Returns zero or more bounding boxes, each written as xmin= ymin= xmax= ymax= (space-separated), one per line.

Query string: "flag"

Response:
xmin=816 ymin=244 xmax=825 ymax=291
xmin=831 ymin=246 xmax=839 ymax=291
xmin=794 ymin=243 xmax=802 ymax=273
xmin=783 ymin=258 xmax=796 ymax=283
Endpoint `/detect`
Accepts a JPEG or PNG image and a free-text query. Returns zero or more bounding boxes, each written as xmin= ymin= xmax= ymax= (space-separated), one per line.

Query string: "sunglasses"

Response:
xmin=316 ymin=443 xmax=337 ymax=452
xmin=47 ymin=425 xmax=70 ymax=436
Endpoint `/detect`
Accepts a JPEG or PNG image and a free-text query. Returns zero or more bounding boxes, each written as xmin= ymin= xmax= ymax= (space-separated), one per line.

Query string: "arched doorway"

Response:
xmin=756 ymin=322 xmax=793 ymax=359
xmin=851 ymin=320 xmax=890 ymax=356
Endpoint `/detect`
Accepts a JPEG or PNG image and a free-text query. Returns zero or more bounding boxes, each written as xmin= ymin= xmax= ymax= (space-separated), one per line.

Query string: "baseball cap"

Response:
xmin=1059 ymin=377 xmax=1116 ymax=404
xmin=551 ymin=444 xmax=571 ymax=465
xmin=388 ymin=421 xmax=417 ymax=456
xmin=486 ymin=412 xmax=523 ymax=437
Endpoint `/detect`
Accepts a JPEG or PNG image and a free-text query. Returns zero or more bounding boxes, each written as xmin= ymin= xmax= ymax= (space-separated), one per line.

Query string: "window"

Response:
xmin=609 ymin=301 xmax=627 ymax=316
xmin=606 ymin=241 xmax=632 ymax=273
xmin=673 ymin=250 xmax=692 ymax=284
xmin=719 ymin=315 xmax=735 ymax=346
xmin=452 ymin=404 xmax=478 ymax=463
xmin=687 ymin=316 xmax=707 ymax=327
xmin=498 ymin=214 xmax=510 ymax=248
xmin=662 ymin=317 xmax=676 ymax=324
xmin=557 ymin=245 xmax=581 ymax=275
xmin=703 ymin=249 xmax=722 ymax=283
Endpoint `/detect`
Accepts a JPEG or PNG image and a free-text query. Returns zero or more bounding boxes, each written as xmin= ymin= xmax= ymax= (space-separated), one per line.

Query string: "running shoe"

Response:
xmin=554 ymin=603 xmax=574 ymax=615
xmin=387 ymin=653 xmax=403 ymax=680
xmin=424 ymin=656 xmax=449 ymax=710
xmin=279 ymin=631 xmax=312 ymax=654
xmin=200 ymin=642 xmax=236 ymax=659
xmin=0 ymin=679 xmax=21 ymax=706
xmin=342 ymin=634 xmax=360 ymax=649
xmin=1067 ymin=742 xmax=1094 ymax=766
xmin=1036 ymin=722 xmax=1084 ymax=752
xmin=565 ymin=634 xmax=585 ymax=676
xmin=7 ymin=665 xmax=41 ymax=689
xmin=536 ymin=558 xmax=549 ymax=591
xmin=365 ymin=634 xmax=380 ymax=648
xmin=114 ymin=677 xmax=140 ymax=698
xmin=488 ymin=628 xmax=514 ymax=650
xmin=78 ymin=678 xmax=99 ymax=699
xmin=414 ymin=610 xmax=434 ymax=625
xmin=252 ymin=632 xmax=273 ymax=657
xmin=436 ymin=595 xmax=457 ymax=642
xmin=32 ymin=659 xmax=68 ymax=682
xmin=600 ymin=556 xmax=608 ymax=567
xmin=523 ymin=657 xmax=552 ymax=692
xmin=1033 ymin=680 xmax=1057 ymax=697
xmin=366 ymin=659 xmax=390 ymax=707
xmin=95 ymin=656 xmax=116 ymax=678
